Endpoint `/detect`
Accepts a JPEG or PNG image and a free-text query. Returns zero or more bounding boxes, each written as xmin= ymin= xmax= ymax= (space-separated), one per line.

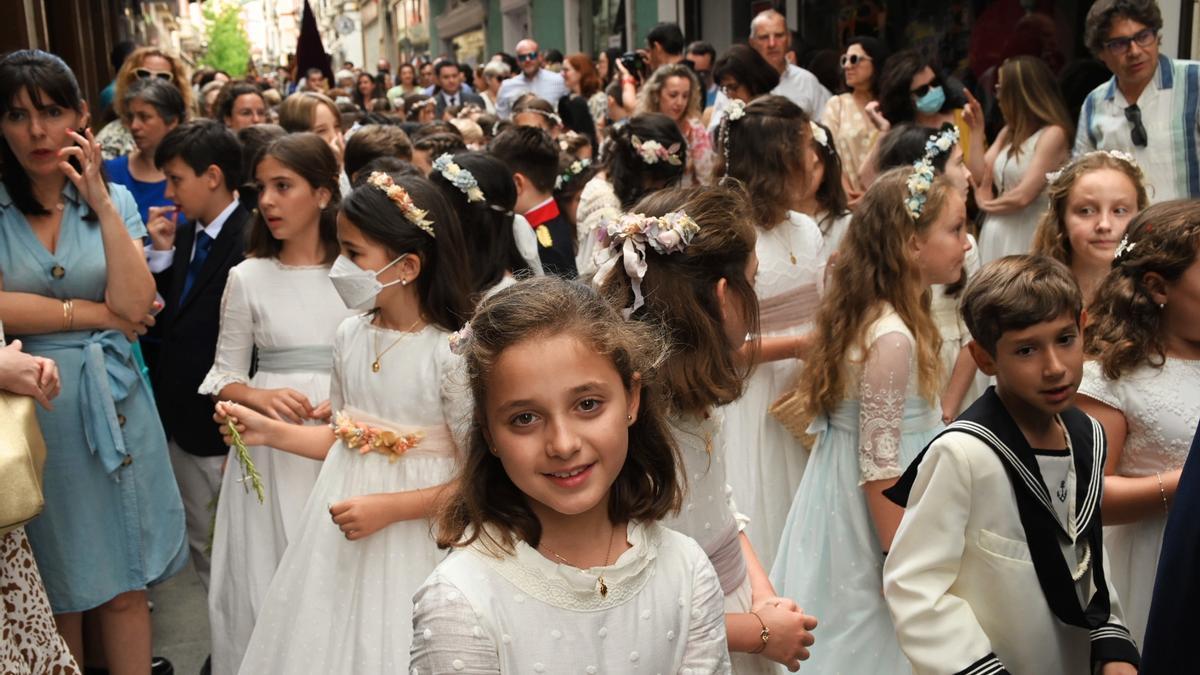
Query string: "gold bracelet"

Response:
xmin=748 ymin=610 xmax=770 ymax=654
xmin=1156 ymin=472 xmax=1169 ymax=514
xmin=61 ymin=299 xmax=71 ymax=331
xmin=66 ymin=299 xmax=74 ymax=330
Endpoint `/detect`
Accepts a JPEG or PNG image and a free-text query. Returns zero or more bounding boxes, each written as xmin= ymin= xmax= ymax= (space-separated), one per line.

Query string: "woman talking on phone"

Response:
xmin=0 ymin=50 xmax=187 ymax=675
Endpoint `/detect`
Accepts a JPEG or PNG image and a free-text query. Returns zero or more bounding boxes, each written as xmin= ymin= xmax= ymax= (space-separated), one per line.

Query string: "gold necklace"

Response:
xmin=371 ymin=316 xmax=423 ymax=373
xmin=541 ymin=522 xmax=619 ymax=597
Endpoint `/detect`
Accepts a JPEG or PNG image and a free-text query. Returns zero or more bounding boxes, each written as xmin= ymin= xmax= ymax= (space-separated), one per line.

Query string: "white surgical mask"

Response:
xmin=328 ymin=254 xmax=403 ymax=310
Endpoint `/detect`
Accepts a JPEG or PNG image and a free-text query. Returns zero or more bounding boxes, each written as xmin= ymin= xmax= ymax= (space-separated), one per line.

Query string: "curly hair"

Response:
xmin=714 ymin=95 xmax=810 ymax=229
xmin=877 ymin=49 xmax=961 ymax=125
xmin=1031 ymin=151 xmax=1149 ymax=266
xmin=796 ymin=167 xmax=951 ymax=424
xmin=636 ymin=64 xmax=702 ymax=123
xmin=113 ymin=47 xmax=194 ymax=118
xmin=434 ymin=276 xmax=681 ymax=553
xmin=1084 ymin=0 xmax=1163 ymax=55
xmin=1084 ymin=200 xmax=1200 ymax=379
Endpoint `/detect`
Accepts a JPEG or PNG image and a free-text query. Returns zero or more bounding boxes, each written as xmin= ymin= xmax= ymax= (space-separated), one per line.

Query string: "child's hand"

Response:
xmin=146 ymin=206 xmax=178 ymax=251
xmin=330 ymin=494 xmax=396 ymax=541
xmin=310 ymin=399 xmax=332 ymax=422
xmin=1100 ymin=662 xmax=1137 ymax=675
xmin=751 ymin=598 xmax=818 ymax=671
xmin=215 ymin=401 xmax=275 ymax=447
xmin=251 ymin=387 xmax=314 ymax=424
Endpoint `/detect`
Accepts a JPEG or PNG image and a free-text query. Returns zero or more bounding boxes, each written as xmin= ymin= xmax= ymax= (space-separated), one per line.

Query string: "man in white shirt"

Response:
xmin=496 ymin=39 xmax=567 ymax=119
xmin=707 ymin=9 xmax=832 ymax=132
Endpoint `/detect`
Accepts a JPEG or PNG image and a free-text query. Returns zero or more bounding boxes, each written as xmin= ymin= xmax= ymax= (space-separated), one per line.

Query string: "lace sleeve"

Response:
xmin=857 ymin=331 xmax=915 ymax=485
xmin=409 ymin=575 xmax=501 ymax=674
xmin=198 ymin=266 xmax=253 ymax=396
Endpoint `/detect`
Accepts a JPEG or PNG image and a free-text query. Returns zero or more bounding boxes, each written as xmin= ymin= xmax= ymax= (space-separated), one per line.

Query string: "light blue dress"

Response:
xmin=0 ymin=182 xmax=187 ymax=613
xmin=770 ymin=307 xmax=941 ymax=674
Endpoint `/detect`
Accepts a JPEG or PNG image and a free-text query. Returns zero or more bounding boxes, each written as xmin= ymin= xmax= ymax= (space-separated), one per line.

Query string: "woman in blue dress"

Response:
xmin=0 ymin=50 xmax=187 ymax=674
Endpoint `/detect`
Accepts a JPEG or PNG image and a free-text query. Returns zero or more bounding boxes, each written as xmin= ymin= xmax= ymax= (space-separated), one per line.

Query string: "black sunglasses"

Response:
xmin=840 ymin=53 xmax=871 ymax=67
xmin=910 ymin=79 xmax=940 ymax=98
xmin=517 ymin=52 xmax=540 ymax=62
xmin=1125 ymin=104 xmax=1148 ymax=147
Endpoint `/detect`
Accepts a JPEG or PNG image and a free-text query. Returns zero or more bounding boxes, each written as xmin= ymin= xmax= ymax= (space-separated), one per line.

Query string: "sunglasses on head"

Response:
xmin=840 ymin=53 xmax=871 ymax=67
xmin=911 ymin=79 xmax=940 ymax=98
xmin=517 ymin=52 xmax=540 ymax=62
xmin=135 ymin=68 xmax=173 ymax=82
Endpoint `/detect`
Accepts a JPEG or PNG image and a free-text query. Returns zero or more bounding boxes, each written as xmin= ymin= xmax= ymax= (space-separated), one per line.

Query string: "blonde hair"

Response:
xmin=797 ymin=167 xmax=948 ymax=423
xmin=277 ymin=91 xmax=342 ymax=133
xmin=997 ymin=56 xmax=1073 ymax=160
xmin=1031 ymin=152 xmax=1149 ymax=265
xmin=114 ymin=47 xmax=193 ymax=117
xmin=636 ymin=64 xmax=701 ymax=123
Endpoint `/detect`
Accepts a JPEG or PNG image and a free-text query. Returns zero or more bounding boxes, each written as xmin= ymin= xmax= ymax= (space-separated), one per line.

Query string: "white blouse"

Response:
xmin=410 ymin=521 xmax=731 ymax=673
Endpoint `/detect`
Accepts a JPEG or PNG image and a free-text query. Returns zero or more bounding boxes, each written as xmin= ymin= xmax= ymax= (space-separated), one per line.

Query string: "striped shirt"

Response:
xmin=1075 ymin=54 xmax=1200 ymax=202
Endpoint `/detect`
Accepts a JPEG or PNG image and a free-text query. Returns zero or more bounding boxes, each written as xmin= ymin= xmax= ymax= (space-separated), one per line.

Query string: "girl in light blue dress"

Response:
xmin=770 ymin=164 xmax=972 ymax=673
xmin=0 ymin=50 xmax=186 ymax=671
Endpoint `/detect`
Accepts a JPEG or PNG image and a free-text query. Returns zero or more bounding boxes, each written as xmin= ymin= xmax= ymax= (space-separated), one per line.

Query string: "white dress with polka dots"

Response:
xmin=409 ymin=521 xmax=732 ymax=673
xmin=236 ymin=316 xmax=470 ymax=675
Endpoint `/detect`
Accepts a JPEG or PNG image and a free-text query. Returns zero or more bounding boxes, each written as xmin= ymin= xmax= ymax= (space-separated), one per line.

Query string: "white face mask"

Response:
xmin=328 ymin=254 xmax=403 ymax=310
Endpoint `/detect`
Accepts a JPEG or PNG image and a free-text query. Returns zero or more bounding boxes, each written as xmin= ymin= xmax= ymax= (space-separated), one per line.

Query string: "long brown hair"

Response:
xmin=1085 ymin=201 xmax=1200 ymax=379
xmin=1031 ymin=152 xmax=1149 ymax=265
xmin=566 ymin=53 xmax=601 ymax=97
xmin=797 ymin=167 xmax=948 ymax=423
xmin=714 ymin=95 xmax=809 ymax=229
xmin=245 ymin=133 xmax=341 ymax=262
xmin=997 ymin=56 xmax=1073 ymax=160
xmin=636 ymin=64 xmax=702 ymax=123
xmin=599 ymin=185 xmax=759 ymax=416
xmin=435 ymin=277 xmax=681 ymax=553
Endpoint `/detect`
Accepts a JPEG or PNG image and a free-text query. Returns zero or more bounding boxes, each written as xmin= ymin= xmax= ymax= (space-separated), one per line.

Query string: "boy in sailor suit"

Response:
xmin=882 ymin=255 xmax=1140 ymax=675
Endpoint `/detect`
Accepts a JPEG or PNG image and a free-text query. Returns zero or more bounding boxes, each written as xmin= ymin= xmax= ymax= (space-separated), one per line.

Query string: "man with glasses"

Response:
xmin=1075 ymin=0 xmax=1200 ymax=201
xmin=496 ymin=39 xmax=567 ymax=119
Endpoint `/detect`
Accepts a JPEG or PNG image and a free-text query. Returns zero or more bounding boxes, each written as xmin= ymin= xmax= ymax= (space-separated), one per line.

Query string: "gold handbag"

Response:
xmin=769 ymin=386 xmax=815 ymax=446
xmin=0 ymin=391 xmax=47 ymax=536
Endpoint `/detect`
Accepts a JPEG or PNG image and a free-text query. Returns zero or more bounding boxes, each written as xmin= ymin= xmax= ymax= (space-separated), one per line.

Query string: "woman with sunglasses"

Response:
xmin=103 ymin=79 xmax=188 ymax=228
xmin=95 ymin=47 xmax=192 ymax=161
xmin=820 ymin=36 xmax=888 ymax=203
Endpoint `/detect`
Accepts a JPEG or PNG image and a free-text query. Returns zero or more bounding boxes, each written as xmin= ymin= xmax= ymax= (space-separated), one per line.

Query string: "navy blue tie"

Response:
xmin=181 ymin=230 xmax=213 ymax=301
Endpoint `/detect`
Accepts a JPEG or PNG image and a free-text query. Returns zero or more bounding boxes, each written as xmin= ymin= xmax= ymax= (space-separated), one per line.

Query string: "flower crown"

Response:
xmin=810 ymin=121 xmax=830 ymax=148
xmin=448 ymin=322 xmax=474 ymax=355
xmin=1113 ymin=234 xmax=1137 ymax=262
xmin=719 ymin=100 xmax=749 ymax=176
xmin=594 ymin=211 xmax=700 ymax=318
xmin=904 ymin=126 xmax=961 ymax=221
xmin=408 ymin=97 xmax=436 ymax=111
xmin=555 ymin=158 xmax=592 ymax=190
xmin=631 ymin=135 xmax=683 ymax=166
xmin=366 ymin=172 xmax=436 ymax=238
xmin=1045 ymin=149 xmax=1139 ymax=185
xmin=432 ymin=153 xmax=485 ymax=203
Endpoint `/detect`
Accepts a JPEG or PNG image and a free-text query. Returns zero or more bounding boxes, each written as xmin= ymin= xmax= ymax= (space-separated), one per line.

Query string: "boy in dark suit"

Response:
xmin=147 ymin=119 xmax=247 ymax=588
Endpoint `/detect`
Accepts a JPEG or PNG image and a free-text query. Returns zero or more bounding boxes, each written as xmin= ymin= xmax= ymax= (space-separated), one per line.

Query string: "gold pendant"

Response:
xmin=789 ymin=253 xmax=797 ymax=265
xmin=598 ymin=576 xmax=608 ymax=597
xmin=371 ymin=360 xmax=381 ymax=373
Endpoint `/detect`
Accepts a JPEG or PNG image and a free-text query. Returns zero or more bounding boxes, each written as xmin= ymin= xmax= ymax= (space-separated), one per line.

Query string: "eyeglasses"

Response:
xmin=1125 ymin=104 xmax=1148 ymax=147
xmin=516 ymin=52 xmax=540 ymax=62
xmin=910 ymin=79 xmax=940 ymax=98
xmin=135 ymin=68 xmax=173 ymax=82
xmin=1102 ymin=28 xmax=1157 ymax=56
xmin=840 ymin=53 xmax=871 ymax=67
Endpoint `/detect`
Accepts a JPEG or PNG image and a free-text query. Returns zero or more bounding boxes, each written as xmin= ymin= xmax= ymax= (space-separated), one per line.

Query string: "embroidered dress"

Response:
xmin=978 ymin=129 xmax=1050 ymax=265
xmin=1077 ymin=358 xmax=1200 ymax=644
xmin=574 ymin=175 xmax=621 ymax=282
xmin=1076 ymin=54 xmax=1200 ymax=202
xmin=722 ymin=211 xmax=824 ymax=568
xmin=821 ymin=94 xmax=879 ymax=194
xmin=237 ymin=316 xmax=468 ymax=674
xmin=0 ymin=183 xmax=187 ymax=613
xmin=771 ymin=305 xmax=942 ymax=675
xmin=201 ymin=258 xmax=356 ymax=675
xmin=409 ymin=521 xmax=731 ymax=673
xmin=663 ymin=412 xmax=772 ymax=675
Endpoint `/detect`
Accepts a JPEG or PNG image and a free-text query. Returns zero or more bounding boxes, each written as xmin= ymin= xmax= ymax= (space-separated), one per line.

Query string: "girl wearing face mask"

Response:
xmin=215 ymin=170 xmax=473 ymax=674
xmin=200 ymin=133 xmax=355 ymax=675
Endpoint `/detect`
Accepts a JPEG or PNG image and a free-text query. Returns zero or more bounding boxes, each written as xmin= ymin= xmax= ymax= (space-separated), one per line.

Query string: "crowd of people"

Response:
xmin=2 ymin=0 xmax=1199 ymax=673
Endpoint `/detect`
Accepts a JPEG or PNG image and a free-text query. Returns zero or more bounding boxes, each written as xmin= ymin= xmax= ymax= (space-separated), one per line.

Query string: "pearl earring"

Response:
xmin=400 ymin=279 xmax=408 ymax=286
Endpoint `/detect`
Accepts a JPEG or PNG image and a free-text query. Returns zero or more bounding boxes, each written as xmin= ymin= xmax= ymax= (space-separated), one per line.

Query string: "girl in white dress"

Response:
xmin=202 ymin=133 xmax=357 ymax=675
xmin=1031 ymin=151 xmax=1148 ymax=307
xmin=216 ymin=170 xmax=474 ymax=674
xmin=771 ymin=167 xmax=972 ymax=674
xmin=797 ymin=120 xmax=853 ymax=265
xmin=714 ymin=96 xmax=826 ymax=567
xmin=1076 ymin=201 xmax=1200 ymax=645
xmin=596 ymin=185 xmax=818 ymax=672
xmin=972 ymin=56 xmax=1071 ymax=266
xmin=410 ymin=276 xmax=730 ymax=673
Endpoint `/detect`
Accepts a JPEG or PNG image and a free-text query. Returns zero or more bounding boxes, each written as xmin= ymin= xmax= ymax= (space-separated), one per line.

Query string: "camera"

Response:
xmin=619 ymin=52 xmax=646 ymax=80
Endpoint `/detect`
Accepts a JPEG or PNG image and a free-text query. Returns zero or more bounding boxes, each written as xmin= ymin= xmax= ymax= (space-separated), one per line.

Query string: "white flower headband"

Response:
xmin=631 ymin=135 xmax=683 ymax=166
xmin=555 ymin=158 xmax=592 ymax=190
xmin=448 ymin=322 xmax=474 ymax=355
xmin=432 ymin=153 xmax=485 ymax=203
xmin=1114 ymin=234 xmax=1137 ymax=261
xmin=719 ymin=100 xmax=748 ymax=176
xmin=408 ymin=97 xmax=436 ymax=111
xmin=593 ymin=211 xmax=700 ymax=318
xmin=1045 ymin=149 xmax=1139 ymax=184
xmin=810 ymin=121 xmax=829 ymax=148
xmin=904 ymin=125 xmax=961 ymax=221
xmin=516 ymin=107 xmax=562 ymax=126
xmin=366 ymin=172 xmax=436 ymax=238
